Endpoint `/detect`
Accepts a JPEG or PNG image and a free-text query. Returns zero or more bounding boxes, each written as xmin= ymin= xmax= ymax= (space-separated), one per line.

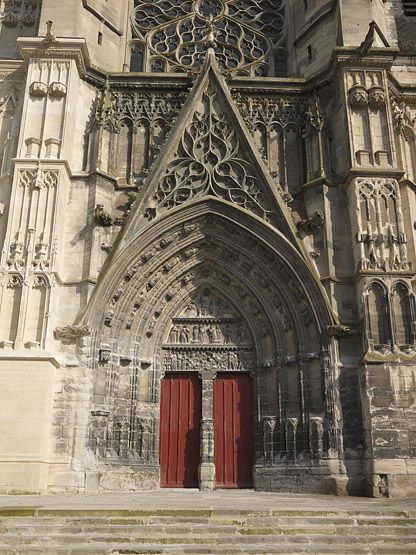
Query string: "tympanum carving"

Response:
xmin=163 ymin=288 xmax=255 ymax=372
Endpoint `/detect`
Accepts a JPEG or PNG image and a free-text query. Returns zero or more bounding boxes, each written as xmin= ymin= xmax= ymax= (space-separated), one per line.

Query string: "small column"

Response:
xmin=263 ymin=416 xmax=277 ymax=466
xmin=285 ymin=418 xmax=298 ymax=463
xmin=199 ymin=369 xmax=216 ymax=491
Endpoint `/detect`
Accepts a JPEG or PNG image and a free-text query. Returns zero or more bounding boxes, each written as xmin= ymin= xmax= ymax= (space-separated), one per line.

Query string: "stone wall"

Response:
xmin=0 ymin=0 xmax=415 ymax=497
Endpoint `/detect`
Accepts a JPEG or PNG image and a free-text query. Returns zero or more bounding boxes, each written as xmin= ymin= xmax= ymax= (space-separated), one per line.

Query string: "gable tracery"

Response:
xmin=92 ymin=87 xmax=188 ymax=186
xmin=153 ymin=87 xmax=273 ymax=221
xmin=235 ymin=94 xmax=309 ymax=194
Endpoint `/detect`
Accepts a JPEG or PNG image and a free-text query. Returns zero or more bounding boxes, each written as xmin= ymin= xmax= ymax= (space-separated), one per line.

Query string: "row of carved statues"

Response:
xmin=167 ymin=321 xmax=248 ymax=345
xmin=162 ymin=348 xmax=255 ymax=372
xmin=89 ymin=413 xmax=338 ymax=464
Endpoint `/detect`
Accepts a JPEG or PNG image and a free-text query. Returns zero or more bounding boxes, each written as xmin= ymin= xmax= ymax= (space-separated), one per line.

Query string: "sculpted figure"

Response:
xmin=180 ymin=325 xmax=190 ymax=343
xmin=170 ymin=325 xmax=179 ymax=343
xmin=199 ymin=291 xmax=211 ymax=316
xmin=185 ymin=302 xmax=196 ymax=316
xmin=214 ymin=324 xmax=222 ymax=343
xmin=228 ymin=351 xmax=238 ymax=370
xmin=207 ymin=325 xmax=215 ymax=343
xmin=235 ymin=324 xmax=244 ymax=343
xmin=198 ymin=325 xmax=205 ymax=343
xmin=224 ymin=325 xmax=232 ymax=344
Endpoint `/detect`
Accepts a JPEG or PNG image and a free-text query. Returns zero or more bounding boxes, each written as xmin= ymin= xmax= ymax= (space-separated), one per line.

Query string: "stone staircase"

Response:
xmin=0 ymin=507 xmax=416 ymax=554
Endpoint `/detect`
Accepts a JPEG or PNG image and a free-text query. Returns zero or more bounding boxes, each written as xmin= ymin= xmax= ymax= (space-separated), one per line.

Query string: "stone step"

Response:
xmin=1 ymin=524 xmax=415 ymax=536
xmin=1 ymin=505 xmax=415 ymax=555
xmin=1 ymin=515 xmax=415 ymax=526
xmin=1 ymin=543 xmax=416 ymax=555
xmin=2 ymin=532 xmax=416 ymax=546
xmin=1 ymin=509 xmax=414 ymax=518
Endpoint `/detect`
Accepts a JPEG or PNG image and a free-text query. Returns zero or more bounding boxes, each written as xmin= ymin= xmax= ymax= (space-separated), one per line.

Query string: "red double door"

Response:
xmin=160 ymin=373 xmax=253 ymax=488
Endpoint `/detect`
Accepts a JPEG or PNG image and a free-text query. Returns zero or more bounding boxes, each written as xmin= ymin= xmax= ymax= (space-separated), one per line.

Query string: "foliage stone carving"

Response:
xmin=95 ymin=88 xmax=187 ymax=134
xmin=0 ymin=0 xmax=40 ymax=28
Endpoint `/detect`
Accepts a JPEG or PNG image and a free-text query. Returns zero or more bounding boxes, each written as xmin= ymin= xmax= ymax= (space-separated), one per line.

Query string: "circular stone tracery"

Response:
xmin=195 ymin=0 xmax=225 ymax=18
xmin=131 ymin=0 xmax=287 ymax=75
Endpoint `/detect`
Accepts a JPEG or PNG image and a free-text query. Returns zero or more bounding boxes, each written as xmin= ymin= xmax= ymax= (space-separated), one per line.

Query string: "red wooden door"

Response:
xmin=214 ymin=373 xmax=254 ymax=488
xmin=160 ymin=373 xmax=201 ymax=488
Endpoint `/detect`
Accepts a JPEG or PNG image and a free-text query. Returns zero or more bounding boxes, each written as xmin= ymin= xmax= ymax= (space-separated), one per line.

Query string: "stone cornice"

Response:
xmin=0 ymin=59 xmax=25 ymax=80
xmin=0 ymin=351 xmax=61 ymax=368
xmin=107 ymin=72 xmax=193 ymax=91
xmin=14 ymin=36 xmax=413 ymax=102
xmin=388 ymin=73 xmax=416 ymax=104
xmin=86 ymin=50 xmax=402 ymax=97
xmin=343 ymin=167 xmax=406 ymax=186
xmin=332 ymin=47 xmax=399 ymax=67
xmin=306 ymin=48 xmax=399 ymax=91
xmin=17 ymin=37 xmax=91 ymax=78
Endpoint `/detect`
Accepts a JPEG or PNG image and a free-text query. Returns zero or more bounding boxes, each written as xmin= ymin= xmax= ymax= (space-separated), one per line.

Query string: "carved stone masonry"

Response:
xmin=391 ymin=98 xmax=416 ymax=136
xmin=19 ymin=168 xmax=58 ymax=190
xmin=200 ymin=418 xmax=214 ymax=464
xmin=355 ymin=178 xmax=410 ymax=272
xmin=95 ymin=86 xmax=186 ymax=134
xmin=152 ymin=87 xmax=273 ymax=222
xmin=131 ymin=0 xmax=287 ymax=76
xmin=348 ymin=85 xmax=369 ymax=108
xmin=327 ymin=324 xmax=360 ymax=339
xmin=54 ymin=325 xmax=91 ymax=340
xmin=296 ymin=211 xmax=325 ymax=234
xmin=163 ymin=289 xmax=255 ymax=373
xmin=94 ymin=205 xmax=113 ymax=227
xmin=263 ymin=416 xmax=277 ymax=466
xmin=0 ymin=0 xmax=40 ymax=28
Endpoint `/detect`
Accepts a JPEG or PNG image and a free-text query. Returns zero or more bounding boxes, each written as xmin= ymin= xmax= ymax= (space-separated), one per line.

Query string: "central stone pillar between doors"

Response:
xmin=199 ymin=369 xmax=216 ymax=491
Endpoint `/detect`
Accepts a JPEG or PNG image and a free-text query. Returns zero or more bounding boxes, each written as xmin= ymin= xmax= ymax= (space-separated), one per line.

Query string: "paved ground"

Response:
xmin=0 ymin=490 xmax=415 ymax=512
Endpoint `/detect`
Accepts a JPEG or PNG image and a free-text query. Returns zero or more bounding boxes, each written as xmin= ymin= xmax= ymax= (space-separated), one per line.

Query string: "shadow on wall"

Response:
xmin=394 ymin=0 xmax=416 ymax=53
xmin=339 ymin=364 xmax=366 ymax=496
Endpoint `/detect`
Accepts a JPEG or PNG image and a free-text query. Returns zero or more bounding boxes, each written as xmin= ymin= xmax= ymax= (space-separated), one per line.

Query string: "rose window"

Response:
xmin=131 ymin=0 xmax=287 ymax=76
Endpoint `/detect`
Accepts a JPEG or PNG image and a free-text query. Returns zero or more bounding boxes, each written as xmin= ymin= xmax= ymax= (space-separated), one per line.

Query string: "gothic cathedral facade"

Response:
xmin=0 ymin=0 xmax=415 ymax=498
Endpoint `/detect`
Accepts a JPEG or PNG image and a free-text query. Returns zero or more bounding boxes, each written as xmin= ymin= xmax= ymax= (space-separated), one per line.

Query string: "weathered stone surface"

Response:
xmin=0 ymin=491 xmax=415 ymax=554
xmin=0 ymin=0 xmax=415 ymax=498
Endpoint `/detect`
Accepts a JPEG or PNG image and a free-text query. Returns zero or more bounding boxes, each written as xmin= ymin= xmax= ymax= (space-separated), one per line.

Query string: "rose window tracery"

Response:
xmin=131 ymin=0 xmax=287 ymax=76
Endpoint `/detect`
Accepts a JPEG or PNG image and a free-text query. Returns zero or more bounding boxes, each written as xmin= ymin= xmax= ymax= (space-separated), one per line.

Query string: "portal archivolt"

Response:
xmin=86 ymin=205 xmax=342 ymax=489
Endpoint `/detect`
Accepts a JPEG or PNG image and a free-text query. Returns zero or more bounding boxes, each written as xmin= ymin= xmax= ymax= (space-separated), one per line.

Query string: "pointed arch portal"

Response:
xmin=82 ymin=51 xmax=346 ymax=493
xmin=84 ymin=200 xmax=345 ymax=491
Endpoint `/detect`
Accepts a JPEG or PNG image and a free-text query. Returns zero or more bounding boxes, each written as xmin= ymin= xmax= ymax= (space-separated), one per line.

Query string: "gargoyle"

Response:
xmin=296 ymin=210 xmax=324 ymax=233
xmin=327 ymin=324 xmax=360 ymax=339
xmin=94 ymin=204 xmax=113 ymax=227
